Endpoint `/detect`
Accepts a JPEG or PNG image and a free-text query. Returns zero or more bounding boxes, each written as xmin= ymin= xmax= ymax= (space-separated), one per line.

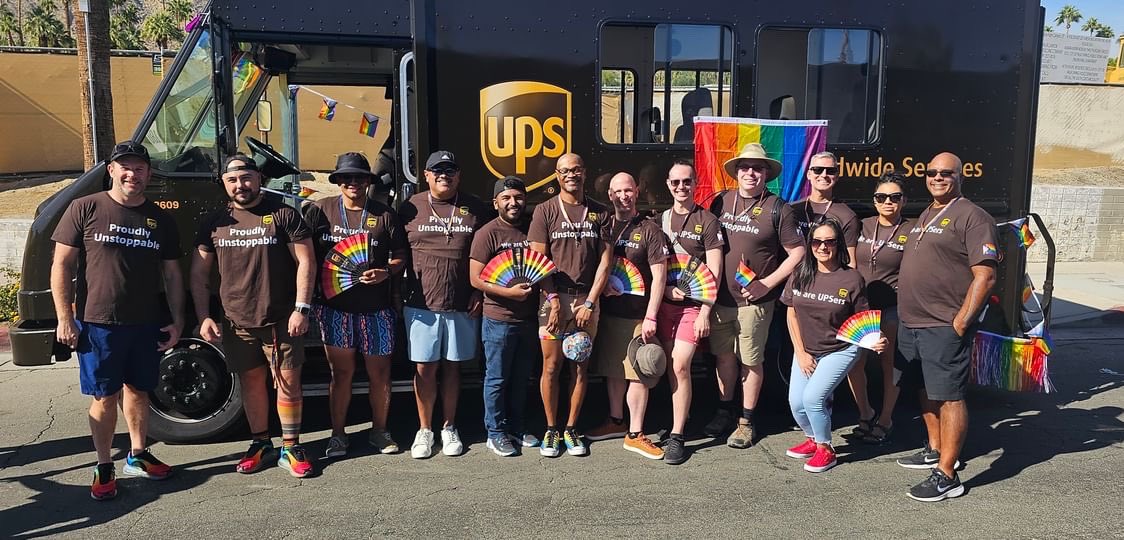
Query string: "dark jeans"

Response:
xmin=481 ymin=317 xmax=538 ymax=439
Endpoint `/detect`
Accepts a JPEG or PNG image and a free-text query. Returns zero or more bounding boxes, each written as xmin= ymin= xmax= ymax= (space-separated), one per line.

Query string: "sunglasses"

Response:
xmin=556 ymin=166 xmax=584 ymax=176
xmin=668 ymin=178 xmax=693 ymax=187
xmin=810 ymin=237 xmax=838 ymax=249
xmin=924 ymin=169 xmax=957 ymax=178
xmin=809 ymin=166 xmax=838 ymax=175
xmin=429 ymin=166 xmax=459 ymax=176
xmin=873 ymin=192 xmax=904 ymax=204
xmin=736 ymin=163 xmax=768 ymax=173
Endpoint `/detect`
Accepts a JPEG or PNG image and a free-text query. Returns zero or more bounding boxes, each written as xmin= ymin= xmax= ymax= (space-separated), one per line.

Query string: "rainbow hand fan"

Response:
xmin=607 ymin=257 xmax=646 ymax=296
xmin=734 ymin=260 xmax=757 ymax=289
xmin=480 ymin=247 xmax=557 ymax=286
xmin=835 ymin=310 xmax=882 ymax=350
xmin=320 ymin=232 xmax=375 ymax=299
xmin=667 ymin=254 xmax=718 ymax=305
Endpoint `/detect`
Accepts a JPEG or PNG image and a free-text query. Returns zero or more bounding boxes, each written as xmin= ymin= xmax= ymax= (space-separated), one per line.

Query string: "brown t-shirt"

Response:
xmin=195 ymin=197 xmax=311 ymax=328
xmin=305 ymin=195 xmax=407 ymax=313
xmin=898 ymin=198 xmax=999 ymax=328
xmin=781 ymin=268 xmax=869 ymax=357
xmin=709 ymin=190 xmax=803 ymax=307
xmin=52 ymin=192 xmax=181 ymax=325
xmin=790 ymin=199 xmax=861 ymax=247
xmin=601 ymin=215 xmax=669 ymax=319
xmin=856 ymin=216 xmax=911 ymax=309
xmin=527 ymin=195 xmax=609 ymax=291
xmin=400 ymin=191 xmax=494 ymax=312
xmin=660 ymin=207 xmax=724 ymax=307
xmin=469 ymin=217 xmax=537 ymax=322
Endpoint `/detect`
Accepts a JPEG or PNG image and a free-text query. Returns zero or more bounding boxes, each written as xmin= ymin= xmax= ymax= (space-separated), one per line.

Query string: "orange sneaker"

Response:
xmin=278 ymin=444 xmax=313 ymax=478
xmin=90 ymin=464 xmax=117 ymax=501
xmin=623 ymin=433 xmax=664 ymax=460
xmin=586 ymin=418 xmax=627 ymax=441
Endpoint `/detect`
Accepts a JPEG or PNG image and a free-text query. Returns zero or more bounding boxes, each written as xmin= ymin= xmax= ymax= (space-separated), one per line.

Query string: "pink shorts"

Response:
xmin=657 ymin=302 xmax=700 ymax=345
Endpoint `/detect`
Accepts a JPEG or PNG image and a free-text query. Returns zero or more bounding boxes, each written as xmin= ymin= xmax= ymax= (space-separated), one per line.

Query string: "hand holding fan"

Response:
xmin=667 ymin=254 xmax=718 ymax=305
xmin=606 ymin=257 xmax=646 ymax=296
xmin=321 ymin=232 xmax=373 ymax=299
xmin=734 ymin=260 xmax=757 ymax=289
xmin=480 ymin=247 xmax=557 ymax=286
xmin=836 ymin=310 xmax=882 ymax=350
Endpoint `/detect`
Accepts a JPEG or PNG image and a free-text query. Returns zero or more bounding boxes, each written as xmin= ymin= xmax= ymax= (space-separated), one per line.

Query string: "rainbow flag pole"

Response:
xmin=693 ymin=117 xmax=828 ymax=205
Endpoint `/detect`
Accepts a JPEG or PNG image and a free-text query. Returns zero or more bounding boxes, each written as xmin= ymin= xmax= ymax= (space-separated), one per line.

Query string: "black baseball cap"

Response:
xmin=108 ymin=140 xmax=150 ymax=164
xmin=221 ymin=153 xmax=260 ymax=174
xmin=425 ymin=150 xmax=458 ymax=170
xmin=329 ymin=152 xmax=376 ymax=184
xmin=493 ymin=175 xmax=527 ymax=198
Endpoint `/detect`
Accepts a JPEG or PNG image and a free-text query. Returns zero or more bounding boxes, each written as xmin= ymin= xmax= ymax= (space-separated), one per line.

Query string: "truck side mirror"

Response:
xmin=256 ymin=100 xmax=273 ymax=133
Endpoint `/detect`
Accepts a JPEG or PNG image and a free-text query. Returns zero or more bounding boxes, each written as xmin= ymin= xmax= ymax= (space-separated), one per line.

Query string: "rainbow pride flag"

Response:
xmin=359 ymin=113 xmax=379 ymax=137
xmin=318 ymin=99 xmax=337 ymax=121
xmin=1008 ymin=217 xmax=1036 ymax=248
xmin=694 ymin=117 xmax=828 ymax=205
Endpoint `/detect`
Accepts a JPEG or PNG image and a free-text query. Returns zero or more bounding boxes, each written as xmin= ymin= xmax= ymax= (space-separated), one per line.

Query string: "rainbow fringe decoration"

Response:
xmin=318 ymin=99 xmax=337 ymax=121
xmin=970 ymin=330 xmax=1053 ymax=393
xmin=359 ymin=113 xmax=379 ymax=137
xmin=607 ymin=257 xmax=646 ymax=296
xmin=693 ymin=117 xmax=828 ymax=204
xmin=835 ymin=310 xmax=882 ymax=350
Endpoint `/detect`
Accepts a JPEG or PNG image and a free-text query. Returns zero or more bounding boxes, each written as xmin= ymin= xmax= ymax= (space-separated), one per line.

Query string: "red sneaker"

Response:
xmin=785 ymin=438 xmax=817 ymax=459
xmin=804 ymin=444 xmax=837 ymax=473
xmin=90 ymin=464 xmax=117 ymax=501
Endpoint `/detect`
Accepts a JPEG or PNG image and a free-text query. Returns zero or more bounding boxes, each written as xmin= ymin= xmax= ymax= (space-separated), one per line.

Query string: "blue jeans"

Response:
xmin=788 ymin=345 xmax=861 ymax=444
xmin=481 ymin=317 xmax=538 ymax=439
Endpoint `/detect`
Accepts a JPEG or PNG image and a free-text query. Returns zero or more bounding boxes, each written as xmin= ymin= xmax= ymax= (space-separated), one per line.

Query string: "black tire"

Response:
xmin=148 ymin=339 xmax=245 ymax=443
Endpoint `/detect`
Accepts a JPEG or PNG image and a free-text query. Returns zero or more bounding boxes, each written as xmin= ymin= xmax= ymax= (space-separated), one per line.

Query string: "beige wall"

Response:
xmin=1034 ymin=84 xmax=1124 ymax=169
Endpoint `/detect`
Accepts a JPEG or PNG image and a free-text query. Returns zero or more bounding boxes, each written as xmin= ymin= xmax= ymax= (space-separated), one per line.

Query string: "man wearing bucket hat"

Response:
xmin=51 ymin=140 xmax=184 ymax=500
xmin=707 ymin=143 xmax=805 ymax=448
xmin=469 ymin=176 xmax=542 ymax=457
xmin=587 ymin=172 xmax=669 ymax=460
xmin=304 ymin=152 xmax=408 ymax=459
xmin=192 ymin=153 xmax=317 ymax=478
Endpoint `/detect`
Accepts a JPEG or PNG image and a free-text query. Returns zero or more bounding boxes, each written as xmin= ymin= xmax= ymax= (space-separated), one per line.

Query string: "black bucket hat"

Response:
xmin=328 ymin=152 xmax=376 ymax=184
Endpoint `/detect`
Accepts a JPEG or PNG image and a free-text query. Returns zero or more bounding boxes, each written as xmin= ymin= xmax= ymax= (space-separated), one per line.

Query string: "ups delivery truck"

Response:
xmin=10 ymin=0 xmax=1055 ymax=441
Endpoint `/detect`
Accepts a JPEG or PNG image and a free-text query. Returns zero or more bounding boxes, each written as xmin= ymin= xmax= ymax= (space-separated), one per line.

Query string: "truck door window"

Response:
xmin=599 ymin=23 xmax=734 ymax=146
xmin=756 ymin=28 xmax=883 ymax=146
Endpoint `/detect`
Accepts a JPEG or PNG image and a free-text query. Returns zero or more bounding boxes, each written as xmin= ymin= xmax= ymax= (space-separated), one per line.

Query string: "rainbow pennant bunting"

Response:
xmin=835 ymin=310 xmax=882 ymax=350
xmin=734 ymin=260 xmax=756 ymax=289
xmin=318 ymin=99 xmax=337 ymax=121
xmin=970 ymin=331 xmax=1053 ymax=393
xmin=693 ymin=117 xmax=828 ymax=204
xmin=359 ymin=113 xmax=379 ymax=137
xmin=1008 ymin=217 xmax=1036 ymax=248
xmin=607 ymin=257 xmax=646 ymax=296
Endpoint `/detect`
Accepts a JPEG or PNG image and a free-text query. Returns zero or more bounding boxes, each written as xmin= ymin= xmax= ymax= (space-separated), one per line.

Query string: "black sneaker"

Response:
xmin=703 ymin=409 xmax=733 ymax=438
xmin=896 ymin=443 xmax=964 ymax=470
xmin=908 ymin=468 xmax=965 ymax=502
xmin=664 ymin=435 xmax=687 ymax=465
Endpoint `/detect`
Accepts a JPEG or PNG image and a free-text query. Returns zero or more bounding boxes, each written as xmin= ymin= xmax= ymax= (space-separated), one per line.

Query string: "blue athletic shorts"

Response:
xmin=76 ymin=321 xmax=161 ymax=397
xmin=313 ymin=304 xmax=396 ymax=357
xmin=403 ymin=307 xmax=479 ymax=363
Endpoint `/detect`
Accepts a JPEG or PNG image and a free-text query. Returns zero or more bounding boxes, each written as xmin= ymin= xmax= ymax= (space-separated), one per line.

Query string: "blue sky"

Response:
xmin=1041 ymin=0 xmax=1124 ymax=37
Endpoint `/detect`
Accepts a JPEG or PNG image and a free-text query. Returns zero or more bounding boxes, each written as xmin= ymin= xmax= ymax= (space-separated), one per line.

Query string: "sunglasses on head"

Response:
xmin=668 ymin=178 xmax=693 ymax=187
xmin=924 ymin=169 xmax=957 ymax=178
xmin=429 ymin=166 xmax=459 ymax=176
xmin=810 ymin=237 xmax=838 ymax=249
xmin=873 ymin=192 xmax=904 ymax=204
xmin=809 ymin=166 xmax=838 ymax=175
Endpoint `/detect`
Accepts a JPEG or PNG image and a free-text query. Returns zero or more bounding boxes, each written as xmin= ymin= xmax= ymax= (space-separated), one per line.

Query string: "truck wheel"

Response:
xmin=148 ymin=339 xmax=245 ymax=443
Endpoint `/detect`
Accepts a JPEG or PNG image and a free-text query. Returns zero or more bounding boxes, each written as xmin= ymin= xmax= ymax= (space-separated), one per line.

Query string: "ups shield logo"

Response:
xmin=145 ymin=218 xmax=157 ymax=229
xmin=262 ymin=215 xmax=274 ymax=226
xmin=480 ymin=81 xmax=571 ymax=190
xmin=838 ymin=288 xmax=849 ymax=298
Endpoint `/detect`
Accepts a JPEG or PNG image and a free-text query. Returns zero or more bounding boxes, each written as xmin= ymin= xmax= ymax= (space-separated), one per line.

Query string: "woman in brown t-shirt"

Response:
xmin=781 ymin=219 xmax=886 ymax=473
xmin=847 ymin=172 xmax=909 ymax=444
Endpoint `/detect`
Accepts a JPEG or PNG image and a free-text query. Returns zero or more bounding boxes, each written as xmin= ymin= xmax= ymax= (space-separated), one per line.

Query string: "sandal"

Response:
xmin=845 ymin=415 xmax=876 ymax=440
xmin=861 ymin=423 xmax=894 ymax=445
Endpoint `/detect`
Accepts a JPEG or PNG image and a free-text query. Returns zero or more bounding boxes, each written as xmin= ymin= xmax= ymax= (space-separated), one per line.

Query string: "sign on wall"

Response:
xmin=1041 ymin=33 xmax=1113 ymax=84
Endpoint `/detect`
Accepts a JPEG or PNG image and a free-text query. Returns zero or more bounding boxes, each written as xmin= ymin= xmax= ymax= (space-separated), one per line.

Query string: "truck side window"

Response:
xmin=756 ymin=28 xmax=883 ymax=146
xmin=600 ymin=23 xmax=734 ymax=146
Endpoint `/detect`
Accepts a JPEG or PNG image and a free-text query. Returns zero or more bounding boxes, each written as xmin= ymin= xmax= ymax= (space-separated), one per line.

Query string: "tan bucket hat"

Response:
xmin=723 ymin=143 xmax=783 ymax=181
xmin=627 ymin=335 xmax=667 ymax=389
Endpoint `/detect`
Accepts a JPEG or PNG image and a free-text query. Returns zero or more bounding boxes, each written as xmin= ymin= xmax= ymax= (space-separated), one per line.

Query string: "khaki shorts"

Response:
xmin=538 ymin=292 xmax=600 ymax=341
xmin=592 ymin=315 xmax=642 ymax=381
xmin=708 ymin=302 xmax=775 ymax=367
xmin=223 ymin=321 xmax=307 ymax=374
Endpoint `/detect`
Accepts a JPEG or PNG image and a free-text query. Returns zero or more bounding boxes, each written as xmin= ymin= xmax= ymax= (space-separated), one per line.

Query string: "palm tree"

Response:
xmin=1055 ymin=5 xmax=1081 ymax=35
xmin=108 ymin=0 xmax=142 ymax=49
xmin=165 ymin=0 xmax=193 ymax=28
xmin=24 ymin=0 xmax=66 ymax=47
xmin=75 ymin=0 xmax=116 ymax=167
xmin=140 ymin=8 xmax=181 ymax=49
xmin=1094 ymin=24 xmax=1114 ymax=39
xmin=1081 ymin=17 xmax=1100 ymax=36
xmin=1044 ymin=25 xmax=1054 ymax=33
xmin=0 ymin=6 xmax=19 ymax=45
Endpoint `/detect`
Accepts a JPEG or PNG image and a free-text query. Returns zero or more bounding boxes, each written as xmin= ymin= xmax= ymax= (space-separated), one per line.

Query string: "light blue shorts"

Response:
xmin=404 ymin=307 xmax=479 ymax=363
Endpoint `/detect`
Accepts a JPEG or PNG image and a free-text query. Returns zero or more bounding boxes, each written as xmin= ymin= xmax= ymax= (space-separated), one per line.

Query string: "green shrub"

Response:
xmin=0 ymin=267 xmax=19 ymax=323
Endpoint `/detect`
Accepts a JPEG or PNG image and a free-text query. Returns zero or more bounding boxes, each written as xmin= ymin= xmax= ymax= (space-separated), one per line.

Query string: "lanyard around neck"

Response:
xmin=915 ymin=197 xmax=960 ymax=247
xmin=338 ymin=196 xmax=368 ymax=232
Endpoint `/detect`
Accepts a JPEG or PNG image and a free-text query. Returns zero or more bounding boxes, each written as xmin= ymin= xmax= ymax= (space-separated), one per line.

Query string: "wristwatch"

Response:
xmin=581 ymin=300 xmax=595 ymax=311
xmin=294 ymin=302 xmax=312 ymax=315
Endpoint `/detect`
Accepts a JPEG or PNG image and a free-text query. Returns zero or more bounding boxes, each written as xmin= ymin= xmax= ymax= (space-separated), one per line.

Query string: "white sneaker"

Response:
xmin=440 ymin=426 xmax=464 ymax=456
xmin=411 ymin=429 xmax=434 ymax=459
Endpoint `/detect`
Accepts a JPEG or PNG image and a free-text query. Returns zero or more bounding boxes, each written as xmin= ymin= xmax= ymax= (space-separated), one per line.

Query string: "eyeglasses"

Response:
xmin=556 ymin=166 xmax=584 ymax=176
xmin=736 ymin=163 xmax=768 ymax=173
xmin=810 ymin=238 xmax=838 ymax=249
xmin=668 ymin=178 xmax=693 ymax=187
xmin=429 ymin=166 xmax=459 ymax=176
xmin=873 ymin=192 xmax=904 ymax=204
xmin=809 ymin=166 xmax=838 ymax=176
xmin=924 ymin=169 xmax=957 ymax=178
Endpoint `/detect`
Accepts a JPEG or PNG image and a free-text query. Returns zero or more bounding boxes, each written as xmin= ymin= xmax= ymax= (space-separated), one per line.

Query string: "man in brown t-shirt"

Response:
xmin=528 ymin=152 xmax=613 ymax=458
xmin=895 ymin=152 xmax=998 ymax=502
xmin=304 ymin=152 xmax=408 ymax=459
xmin=51 ymin=140 xmax=184 ymax=500
xmin=469 ymin=176 xmax=540 ymax=457
xmin=789 ymin=152 xmax=860 ymax=262
xmin=707 ymin=143 xmax=805 ymax=449
xmin=586 ymin=172 xmax=668 ymax=460
xmin=399 ymin=150 xmax=493 ymax=459
xmin=191 ymin=154 xmax=316 ymax=478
